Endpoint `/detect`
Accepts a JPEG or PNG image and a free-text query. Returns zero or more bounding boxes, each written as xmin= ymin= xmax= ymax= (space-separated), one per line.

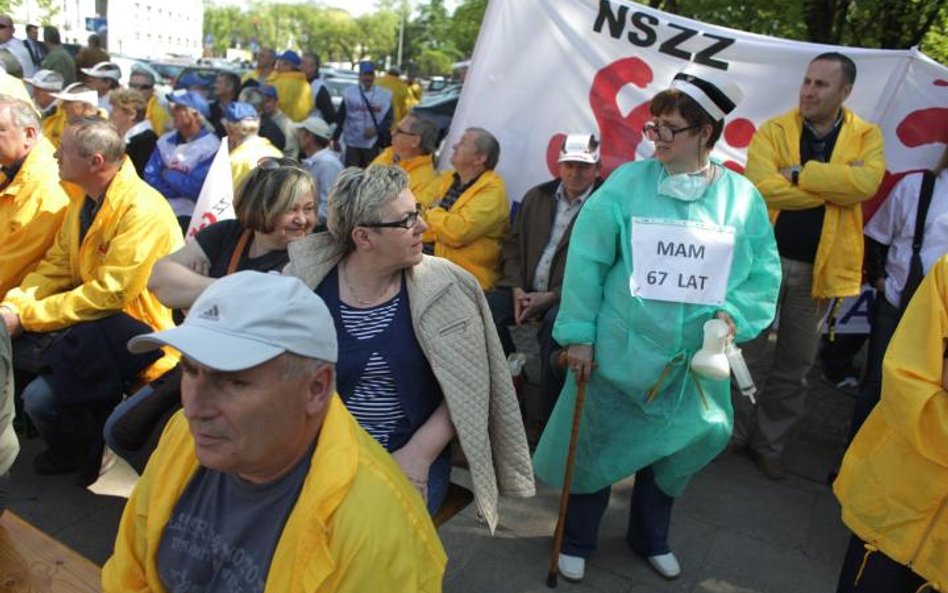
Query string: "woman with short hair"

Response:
xmin=286 ymin=165 xmax=534 ymax=528
xmin=108 ymin=88 xmax=156 ymax=176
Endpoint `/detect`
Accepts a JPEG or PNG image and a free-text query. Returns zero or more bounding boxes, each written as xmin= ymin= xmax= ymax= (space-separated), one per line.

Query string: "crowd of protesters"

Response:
xmin=0 ymin=20 xmax=944 ymax=593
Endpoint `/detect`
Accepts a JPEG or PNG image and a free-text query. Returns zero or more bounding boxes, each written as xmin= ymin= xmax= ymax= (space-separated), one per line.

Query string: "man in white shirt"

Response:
xmin=295 ymin=116 xmax=341 ymax=228
xmin=0 ymin=15 xmax=35 ymax=78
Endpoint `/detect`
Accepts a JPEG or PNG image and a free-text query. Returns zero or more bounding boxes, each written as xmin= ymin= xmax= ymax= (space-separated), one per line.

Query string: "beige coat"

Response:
xmin=287 ymin=233 xmax=535 ymax=532
xmin=0 ymin=324 xmax=17 ymax=476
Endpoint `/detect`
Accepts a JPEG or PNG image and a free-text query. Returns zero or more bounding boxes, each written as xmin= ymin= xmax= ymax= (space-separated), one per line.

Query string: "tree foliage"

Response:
xmin=203 ymin=0 xmax=946 ymax=71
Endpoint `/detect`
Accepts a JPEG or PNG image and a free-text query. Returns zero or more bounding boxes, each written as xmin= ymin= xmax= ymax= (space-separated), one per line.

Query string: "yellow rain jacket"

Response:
xmin=230 ymin=135 xmax=281 ymax=190
xmin=834 ymin=255 xmax=948 ymax=590
xmin=375 ymin=73 xmax=410 ymax=126
xmin=371 ymin=147 xmax=437 ymax=199
xmin=745 ymin=107 xmax=885 ymax=298
xmin=0 ymin=137 xmax=70 ymax=298
xmin=423 ymin=169 xmax=508 ymax=290
xmin=102 ymin=396 xmax=447 ymax=593
xmin=2 ymin=159 xmax=183 ymax=381
xmin=266 ymin=70 xmax=313 ymax=122
xmin=41 ymin=105 xmax=67 ymax=148
xmin=146 ymin=95 xmax=171 ymax=136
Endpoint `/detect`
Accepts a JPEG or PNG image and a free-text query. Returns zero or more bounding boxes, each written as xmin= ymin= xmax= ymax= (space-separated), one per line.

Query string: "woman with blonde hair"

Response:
xmin=286 ymin=165 xmax=534 ymax=528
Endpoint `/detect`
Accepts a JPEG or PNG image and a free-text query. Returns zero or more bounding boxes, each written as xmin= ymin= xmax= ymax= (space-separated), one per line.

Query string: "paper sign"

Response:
xmin=629 ymin=217 xmax=735 ymax=306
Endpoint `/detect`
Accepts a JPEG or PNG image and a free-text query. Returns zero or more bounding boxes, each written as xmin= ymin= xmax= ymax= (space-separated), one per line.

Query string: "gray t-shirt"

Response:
xmin=156 ymin=446 xmax=313 ymax=593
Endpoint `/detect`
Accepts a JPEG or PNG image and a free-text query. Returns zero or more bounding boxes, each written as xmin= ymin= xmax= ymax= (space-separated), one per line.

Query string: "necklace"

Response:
xmin=341 ymin=260 xmax=396 ymax=306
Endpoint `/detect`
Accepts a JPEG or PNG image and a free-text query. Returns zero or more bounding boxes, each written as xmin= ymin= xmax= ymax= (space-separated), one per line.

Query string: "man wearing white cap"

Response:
xmin=295 ymin=115 xmax=341 ymax=227
xmin=45 ymin=82 xmax=100 ymax=147
xmin=80 ymin=61 xmax=121 ymax=113
xmin=488 ymin=133 xmax=602 ymax=431
xmin=532 ymin=65 xmax=781 ymax=582
xmin=23 ymin=68 xmax=62 ymax=115
xmin=101 ymin=271 xmax=447 ymax=592
xmin=736 ymin=52 xmax=885 ymax=480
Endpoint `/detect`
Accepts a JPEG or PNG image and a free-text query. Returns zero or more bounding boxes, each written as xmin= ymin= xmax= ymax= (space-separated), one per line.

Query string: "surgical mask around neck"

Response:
xmin=658 ymin=164 xmax=712 ymax=202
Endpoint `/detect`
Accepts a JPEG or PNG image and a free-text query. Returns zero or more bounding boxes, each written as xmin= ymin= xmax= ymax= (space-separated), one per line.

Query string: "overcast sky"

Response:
xmin=214 ymin=0 xmax=461 ymax=18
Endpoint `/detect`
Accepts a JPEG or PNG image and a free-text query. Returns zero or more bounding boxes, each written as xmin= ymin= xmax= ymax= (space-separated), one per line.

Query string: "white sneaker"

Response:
xmin=647 ymin=552 xmax=681 ymax=579
xmin=558 ymin=553 xmax=585 ymax=582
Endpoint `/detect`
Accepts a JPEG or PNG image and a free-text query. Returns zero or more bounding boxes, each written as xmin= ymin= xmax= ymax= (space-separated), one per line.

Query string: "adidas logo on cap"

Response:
xmin=197 ymin=305 xmax=220 ymax=322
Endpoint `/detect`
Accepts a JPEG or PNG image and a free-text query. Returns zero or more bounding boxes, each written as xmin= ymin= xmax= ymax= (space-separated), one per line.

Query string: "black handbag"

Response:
xmin=899 ymin=170 xmax=935 ymax=311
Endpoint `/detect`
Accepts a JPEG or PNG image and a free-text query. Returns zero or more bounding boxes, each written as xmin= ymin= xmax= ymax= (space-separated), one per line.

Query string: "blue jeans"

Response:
xmin=22 ymin=374 xmax=60 ymax=447
xmin=561 ymin=466 xmax=674 ymax=558
xmin=103 ymin=383 xmax=155 ymax=462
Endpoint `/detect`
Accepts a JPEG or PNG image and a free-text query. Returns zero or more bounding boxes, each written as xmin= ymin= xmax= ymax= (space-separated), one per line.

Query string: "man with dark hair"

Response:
xmin=301 ymin=51 xmax=334 ymax=124
xmin=23 ymin=24 xmax=46 ymax=67
xmin=1 ymin=118 xmax=182 ymax=475
xmin=734 ymin=51 xmax=886 ymax=480
xmin=370 ymin=114 xmax=438 ymax=196
xmin=40 ymin=26 xmax=75 ymax=85
xmin=208 ymin=70 xmax=241 ymax=137
xmin=332 ymin=61 xmax=392 ymax=167
xmin=74 ymin=34 xmax=108 ymax=71
xmin=422 ymin=126 xmax=508 ymax=289
xmin=488 ymin=134 xmax=603 ymax=430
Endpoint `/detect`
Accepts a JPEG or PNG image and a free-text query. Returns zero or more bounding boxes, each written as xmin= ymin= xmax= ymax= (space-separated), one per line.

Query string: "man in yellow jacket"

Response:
xmin=422 ymin=126 xmax=508 ymax=290
xmin=102 ymin=272 xmax=446 ymax=593
xmin=735 ymin=52 xmax=885 ymax=479
xmin=266 ymin=50 xmax=313 ymax=122
xmin=375 ymin=66 xmax=410 ymax=126
xmin=833 ymin=254 xmax=948 ymax=592
xmin=0 ymin=96 xmax=70 ymax=299
xmin=370 ymin=113 xmax=438 ymax=197
xmin=0 ymin=118 xmax=182 ymax=475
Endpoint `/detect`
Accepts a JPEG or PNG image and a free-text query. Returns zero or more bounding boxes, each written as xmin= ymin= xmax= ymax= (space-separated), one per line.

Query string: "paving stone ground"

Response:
xmin=8 ymin=325 xmax=861 ymax=592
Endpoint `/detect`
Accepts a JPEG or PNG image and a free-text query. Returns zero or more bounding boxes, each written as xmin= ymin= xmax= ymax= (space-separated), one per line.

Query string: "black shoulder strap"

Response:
xmin=358 ymin=86 xmax=382 ymax=131
xmin=910 ymin=171 xmax=936 ymax=255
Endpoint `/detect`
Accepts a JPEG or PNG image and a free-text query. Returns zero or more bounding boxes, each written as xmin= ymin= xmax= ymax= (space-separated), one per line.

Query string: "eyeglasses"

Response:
xmin=361 ymin=203 xmax=422 ymax=230
xmin=129 ymin=83 xmax=153 ymax=90
xmin=0 ymin=25 xmax=9 ymax=30
xmin=642 ymin=121 xmax=703 ymax=142
xmin=393 ymin=127 xmax=419 ymax=137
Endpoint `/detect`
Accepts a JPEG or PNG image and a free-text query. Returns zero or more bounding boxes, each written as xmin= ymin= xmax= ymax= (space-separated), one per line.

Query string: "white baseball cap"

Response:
xmin=24 ymin=69 xmax=64 ymax=91
xmin=558 ymin=134 xmax=600 ymax=164
xmin=670 ymin=64 xmax=743 ymax=122
xmin=294 ymin=116 xmax=331 ymax=141
xmin=49 ymin=82 xmax=98 ymax=108
xmin=80 ymin=61 xmax=121 ymax=81
xmin=128 ymin=271 xmax=338 ymax=371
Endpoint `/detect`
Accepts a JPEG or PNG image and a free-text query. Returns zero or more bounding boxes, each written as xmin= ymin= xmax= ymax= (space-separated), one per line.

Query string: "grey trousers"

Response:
xmin=733 ymin=258 xmax=829 ymax=459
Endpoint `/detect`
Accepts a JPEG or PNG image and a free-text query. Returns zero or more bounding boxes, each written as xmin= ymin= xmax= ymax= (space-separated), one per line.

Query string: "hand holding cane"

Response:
xmin=546 ymin=349 xmax=592 ymax=587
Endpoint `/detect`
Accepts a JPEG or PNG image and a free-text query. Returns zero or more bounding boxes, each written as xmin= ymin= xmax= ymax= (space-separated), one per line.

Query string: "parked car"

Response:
xmin=323 ymin=76 xmax=358 ymax=111
xmin=174 ymin=66 xmax=241 ymax=101
xmin=412 ymin=83 xmax=461 ymax=154
xmin=148 ymin=61 xmax=189 ymax=86
xmin=110 ymin=55 xmax=171 ymax=96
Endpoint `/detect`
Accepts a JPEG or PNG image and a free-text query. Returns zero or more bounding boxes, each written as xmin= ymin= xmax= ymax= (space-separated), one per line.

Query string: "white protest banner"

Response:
xmin=186 ymin=141 xmax=234 ymax=240
xmin=447 ymin=0 xmax=948 ymax=211
xmin=629 ymin=218 xmax=735 ymax=306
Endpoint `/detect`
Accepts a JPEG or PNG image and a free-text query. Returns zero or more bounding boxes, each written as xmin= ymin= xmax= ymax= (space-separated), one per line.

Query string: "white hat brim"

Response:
xmin=128 ymin=324 xmax=285 ymax=372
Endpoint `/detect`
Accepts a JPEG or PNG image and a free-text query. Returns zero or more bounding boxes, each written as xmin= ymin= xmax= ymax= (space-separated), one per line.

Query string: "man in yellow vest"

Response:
xmin=266 ymin=50 xmax=312 ymax=122
xmin=375 ymin=66 xmax=410 ymax=126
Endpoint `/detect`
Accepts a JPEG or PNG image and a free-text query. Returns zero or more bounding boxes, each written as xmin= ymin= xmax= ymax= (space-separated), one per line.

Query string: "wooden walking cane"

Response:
xmin=546 ymin=356 xmax=589 ymax=588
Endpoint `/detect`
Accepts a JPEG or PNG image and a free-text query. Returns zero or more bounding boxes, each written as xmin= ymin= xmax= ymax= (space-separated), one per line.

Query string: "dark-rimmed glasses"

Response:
xmin=361 ymin=203 xmax=422 ymax=230
xmin=129 ymin=83 xmax=154 ymax=91
xmin=642 ymin=121 xmax=702 ymax=142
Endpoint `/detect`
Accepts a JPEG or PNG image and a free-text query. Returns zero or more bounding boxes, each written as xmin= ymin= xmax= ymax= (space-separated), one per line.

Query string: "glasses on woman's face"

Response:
xmin=361 ymin=203 xmax=422 ymax=230
xmin=642 ymin=121 xmax=702 ymax=143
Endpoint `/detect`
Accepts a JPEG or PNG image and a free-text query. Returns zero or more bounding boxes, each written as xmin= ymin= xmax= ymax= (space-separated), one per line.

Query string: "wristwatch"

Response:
xmin=790 ymin=166 xmax=801 ymax=185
